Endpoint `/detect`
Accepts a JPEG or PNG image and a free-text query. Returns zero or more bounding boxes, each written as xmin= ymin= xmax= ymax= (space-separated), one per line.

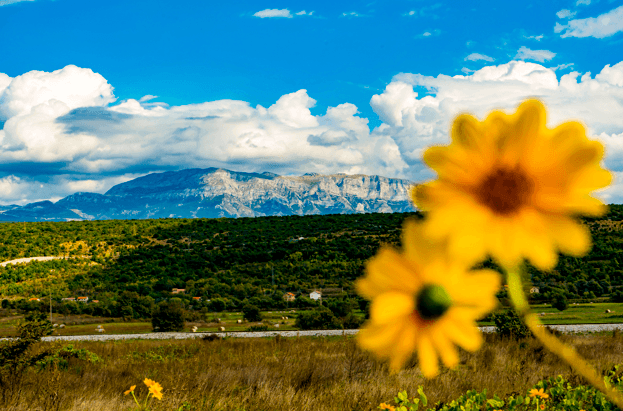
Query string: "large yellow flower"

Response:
xmin=412 ymin=99 xmax=611 ymax=271
xmin=356 ymin=219 xmax=500 ymax=378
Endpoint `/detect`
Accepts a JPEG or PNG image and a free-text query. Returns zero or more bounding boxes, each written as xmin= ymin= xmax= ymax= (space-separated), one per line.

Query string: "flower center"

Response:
xmin=475 ymin=165 xmax=534 ymax=216
xmin=416 ymin=284 xmax=452 ymax=320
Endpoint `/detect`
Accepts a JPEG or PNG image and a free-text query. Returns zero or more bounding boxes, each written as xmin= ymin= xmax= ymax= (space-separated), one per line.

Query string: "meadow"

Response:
xmin=3 ymin=330 xmax=623 ymax=411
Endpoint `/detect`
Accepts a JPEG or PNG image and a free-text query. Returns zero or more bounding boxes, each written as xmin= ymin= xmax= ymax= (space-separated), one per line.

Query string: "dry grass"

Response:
xmin=3 ymin=332 xmax=623 ymax=411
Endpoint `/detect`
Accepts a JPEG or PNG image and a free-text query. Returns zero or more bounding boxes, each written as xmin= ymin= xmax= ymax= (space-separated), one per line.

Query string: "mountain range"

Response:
xmin=0 ymin=168 xmax=418 ymax=222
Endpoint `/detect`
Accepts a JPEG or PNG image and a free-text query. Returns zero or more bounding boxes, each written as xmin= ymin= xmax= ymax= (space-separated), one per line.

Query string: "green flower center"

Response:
xmin=416 ymin=284 xmax=452 ymax=320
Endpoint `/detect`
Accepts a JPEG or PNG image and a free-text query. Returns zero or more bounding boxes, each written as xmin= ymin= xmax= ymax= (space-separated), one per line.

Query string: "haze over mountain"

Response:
xmin=0 ymin=168 xmax=417 ymax=222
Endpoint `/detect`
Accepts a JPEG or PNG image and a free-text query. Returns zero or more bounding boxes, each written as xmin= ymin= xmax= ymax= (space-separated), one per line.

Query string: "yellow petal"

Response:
xmin=417 ymin=334 xmax=439 ymax=378
xmin=449 ymin=269 xmax=501 ymax=316
xmin=370 ymin=291 xmax=415 ymax=325
xmin=547 ymin=216 xmax=591 ymax=258
xmin=357 ymin=248 xmax=420 ymax=299
xmin=429 ymin=324 xmax=459 ymax=369
xmin=443 ymin=313 xmax=482 ymax=352
xmin=357 ymin=321 xmax=403 ymax=354
xmin=498 ymin=99 xmax=546 ymax=167
xmin=389 ymin=321 xmax=418 ymax=371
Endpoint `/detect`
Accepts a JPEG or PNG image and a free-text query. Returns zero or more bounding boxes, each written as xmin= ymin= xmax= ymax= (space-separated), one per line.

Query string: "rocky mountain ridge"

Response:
xmin=0 ymin=168 xmax=417 ymax=222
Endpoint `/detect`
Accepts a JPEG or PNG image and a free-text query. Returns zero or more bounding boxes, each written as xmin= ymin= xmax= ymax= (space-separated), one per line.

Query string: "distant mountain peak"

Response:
xmin=0 ymin=167 xmax=418 ymax=222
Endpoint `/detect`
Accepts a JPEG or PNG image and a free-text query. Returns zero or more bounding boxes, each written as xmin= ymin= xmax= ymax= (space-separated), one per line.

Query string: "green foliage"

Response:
xmin=551 ymin=293 xmax=569 ymax=311
xmin=242 ymin=304 xmax=262 ymax=322
xmin=492 ymin=308 xmax=532 ymax=340
xmin=295 ymin=306 xmax=342 ymax=330
xmin=35 ymin=344 xmax=100 ymax=371
xmin=246 ymin=324 xmax=270 ymax=332
xmin=151 ymin=300 xmax=185 ymax=332
xmin=384 ymin=372 xmax=623 ymax=411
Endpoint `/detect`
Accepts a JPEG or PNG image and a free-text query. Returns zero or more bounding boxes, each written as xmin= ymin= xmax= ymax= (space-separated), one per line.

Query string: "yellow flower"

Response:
xmin=540 ymin=404 xmax=546 ymax=410
xmin=149 ymin=385 xmax=163 ymax=400
xmin=379 ymin=403 xmax=396 ymax=410
xmin=356 ymin=219 xmax=500 ymax=377
xmin=124 ymin=385 xmax=136 ymax=395
xmin=412 ymin=99 xmax=611 ymax=271
xmin=529 ymin=388 xmax=549 ymax=399
xmin=143 ymin=378 xmax=155 ymax=388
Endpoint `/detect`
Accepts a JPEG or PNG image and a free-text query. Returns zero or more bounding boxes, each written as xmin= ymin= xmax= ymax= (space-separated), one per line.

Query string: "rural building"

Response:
xmin=309 ymin=290 xmax=322 ymax=301
xmin=61 ymin=297 xmax=76 ymax=302
xmin=91 ymin=300 xmax=99 ymax=303
xmin=29 ymin=297 xmax=40 ymax=302
xmin=283 ymin=292 xmax=296 ymax=302
xmin=192 ymin=296 xmax=202 ymax=301
xmin=77 ymin=296 xmax=89 ymax=303
xmin=530 ymin=287 xmax=540 ymax=294
xmin=171 ymin=288 xmax=186 ymax=294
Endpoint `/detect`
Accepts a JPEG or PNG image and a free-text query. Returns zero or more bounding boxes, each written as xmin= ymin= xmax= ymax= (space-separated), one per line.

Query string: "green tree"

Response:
xmin=492 ymin=309 xmax=532 ymax=340
xmin=551 ymin=293 xmax=569 ymax=311
xmin=151 ymin=301 xmax=185 ymax=332
xmin=242 ymin=304 xmax=262 ymax=322
xmin=295 ymin=306 xmax=342 ymax=330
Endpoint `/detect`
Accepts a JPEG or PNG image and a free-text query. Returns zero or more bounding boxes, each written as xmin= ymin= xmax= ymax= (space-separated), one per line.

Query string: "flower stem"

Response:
xmin=504 ymin=264 xmax=623 ymax=410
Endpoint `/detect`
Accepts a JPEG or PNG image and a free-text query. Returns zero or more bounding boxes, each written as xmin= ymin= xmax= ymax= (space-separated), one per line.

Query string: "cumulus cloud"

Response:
xmin=0 ymin=65 xmax=411 ymax=205
xmin=253 ymin=9 xmax=292 ymax=18
xmin=3 ymin=61 xmax=623 ymax=205
xmin=295 ymin=10 xmax=313 ymax=16
xmin=555 ymin=5 xmax=623 ymax=38
xmin=515 ymin=46 xmax=556 ymax=62
xmin=367 ymin=59 xmax=623 ymax=202
xmin=342 ymin=12 xmax=361 ymax=17
xmin=465 ymin=53 xmax=495 ymax=62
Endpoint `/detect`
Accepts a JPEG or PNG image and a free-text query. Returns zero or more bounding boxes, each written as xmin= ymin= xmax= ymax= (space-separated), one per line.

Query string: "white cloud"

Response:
xmin=556 ymin=9 xmax=577 ymax=19
xmin=556 ymin=5 xmax=623 ymax=38
xmin=253 ymin=9 xmax=292 ymax=18
xmin=139 ymin=95 xmax=158 ymax=102
xmin=550 ymin=63 xmax=575 ymax=71
xmin=524 ymin=34 xmax=544 ymax=41
xmin=368 ymin=59 xmax=623 ymax=202
xmin=342 ymin=12 xmax=360 ymax=17
xmin=0 ymin=65 xmax=411 ymax=205
xmin=515 ymin=46 xmax=556 ymax=62
xmin=576 ymin=0 xmax=591 ymax=5
xmin=0 ymin=0 xmax=35 ymax=6
xmin=4 ymin=61 xmax=623 ymax=204
xmin=465 ymin=53 xmax=495 ymax=62
xmin=416 ymin=29 xmax=441 ymax=38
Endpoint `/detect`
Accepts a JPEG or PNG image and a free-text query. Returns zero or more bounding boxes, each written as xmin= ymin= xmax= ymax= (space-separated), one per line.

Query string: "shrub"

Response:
xmin=551 ymin=293 xmax=569 ymax=311
xmin=295 ymin=306 xmax=342 ymax=330
xmin=242 ymin=304 xmax=262 ymax=322
xmin=492 ymin=308 xmax=532 ymax=340
xmin=246 ymin=325 xmax=269 ymax=332
xmin=151 ymin=301 xmax=185 ymax=332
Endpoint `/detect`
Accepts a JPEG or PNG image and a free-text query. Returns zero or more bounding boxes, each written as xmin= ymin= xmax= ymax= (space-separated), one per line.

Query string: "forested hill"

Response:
xmin=2 ymin=205 xmax=623 ymax=308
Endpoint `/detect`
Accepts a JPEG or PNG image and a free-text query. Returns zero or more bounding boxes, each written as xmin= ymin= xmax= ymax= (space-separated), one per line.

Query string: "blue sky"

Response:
xmin=1 ymin=0 xmax=623 ymax=205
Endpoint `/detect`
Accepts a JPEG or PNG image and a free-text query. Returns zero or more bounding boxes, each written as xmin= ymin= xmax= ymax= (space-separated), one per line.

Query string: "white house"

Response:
xmin=530 ymin=287 xmax=540 ymax=294
xmin=310 ymin=290 xmax=322 ymax=301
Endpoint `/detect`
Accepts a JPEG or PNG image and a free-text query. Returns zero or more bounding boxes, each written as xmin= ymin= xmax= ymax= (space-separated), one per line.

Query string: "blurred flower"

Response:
xmin=356 ymin=219 xmax=500 ymax=377
xmin=412 ymin=99 xmax=611 ymax=271
xmin=123 ymin=385 xmax=136 ymax=395
xmin=529 ymin=388 xmax=549 ymax=399
xmin=379 ymin=403 xmax=396 ymax=410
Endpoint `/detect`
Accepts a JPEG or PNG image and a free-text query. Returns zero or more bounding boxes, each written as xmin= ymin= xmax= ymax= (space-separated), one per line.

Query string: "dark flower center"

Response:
xmin=416 ymin=284 xmax=452 ymax=320
xmin=475 ymin=165 xmax=534 ymax=216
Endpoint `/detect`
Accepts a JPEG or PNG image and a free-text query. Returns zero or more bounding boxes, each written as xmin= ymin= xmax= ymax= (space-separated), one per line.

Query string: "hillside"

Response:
xmin=2 ymin=206 xmax=623 ymax=317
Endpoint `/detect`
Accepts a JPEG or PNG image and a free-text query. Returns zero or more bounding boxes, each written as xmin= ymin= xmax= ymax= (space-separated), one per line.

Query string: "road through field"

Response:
xmin=3 ymin=323 xmax=623 ymax=342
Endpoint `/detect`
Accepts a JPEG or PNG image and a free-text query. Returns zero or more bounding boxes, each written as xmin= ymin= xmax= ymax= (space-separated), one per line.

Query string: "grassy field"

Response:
xmin=3 ymin=331 xmax=623 ymax=410
xmin=2 ymin=302 xmax=623 ymax=338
